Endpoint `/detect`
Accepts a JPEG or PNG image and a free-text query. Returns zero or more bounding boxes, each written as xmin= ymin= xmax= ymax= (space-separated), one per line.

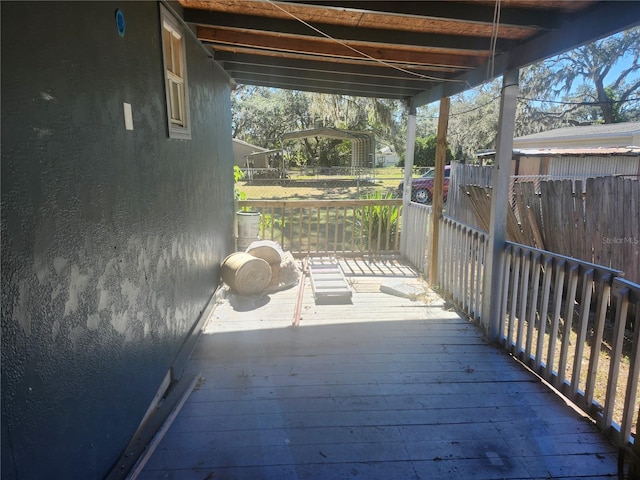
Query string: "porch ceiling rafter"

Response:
xmin=180 ymin=0 xmax=640 ymax=105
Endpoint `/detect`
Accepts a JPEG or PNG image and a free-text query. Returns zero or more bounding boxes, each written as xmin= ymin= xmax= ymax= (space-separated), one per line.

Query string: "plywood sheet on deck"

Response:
xmin=139 ymin=260 xmax=616 ymax=480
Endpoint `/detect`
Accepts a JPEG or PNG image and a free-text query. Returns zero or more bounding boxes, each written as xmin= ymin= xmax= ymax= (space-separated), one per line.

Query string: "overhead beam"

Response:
xmin=225 ymin=68 xmax=433 ymax=95
xmin=184 ymin=9 xmax=508 ymax=54
xmin=198 ymin=26 xmax=485 ymax=68
xmin=184 ymin=2 xmax=541 ymax=39
xmin=227 ymin=74 xmax=415 ymax=99
xmin=282 ymin=1 xmax=567 ymax=29
xmin=221 ymin=60 xmax=443 ymax=88
xmin=410 ymin=1 xmax=640 ymax=108
xmin=215 ymin=51 xmax=466 ymax=76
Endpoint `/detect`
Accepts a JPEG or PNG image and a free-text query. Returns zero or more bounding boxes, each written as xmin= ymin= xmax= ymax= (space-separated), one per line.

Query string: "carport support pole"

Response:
xmin=482 ymin=69 xmax=519 ymax=342
xmin=429 ymin=97 xmax=450 ymax=285
xmin=400 ymin=105 xmax=417 ymax=256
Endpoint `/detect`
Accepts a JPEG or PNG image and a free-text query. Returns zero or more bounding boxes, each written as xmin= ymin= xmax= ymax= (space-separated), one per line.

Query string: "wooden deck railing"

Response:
xmin=434 ymin=215 xmax=640 ymax=450
xmin=238 ymin=199 xmax=402 ymax=256
xmin=400 ymin=202 xmax=432 ymax=274
xmin=438 ymin=216 xmax=489 ymax=323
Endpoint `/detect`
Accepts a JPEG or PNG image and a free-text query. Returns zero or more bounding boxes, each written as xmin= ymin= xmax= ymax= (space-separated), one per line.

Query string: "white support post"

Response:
xmin=400 ymin=105 xmax=417 ymax=256
xmin=482 ymin=69 xmax=519 ymax=342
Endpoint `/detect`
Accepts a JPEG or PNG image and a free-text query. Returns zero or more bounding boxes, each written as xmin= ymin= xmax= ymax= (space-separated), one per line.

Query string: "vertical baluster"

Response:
xmin=535 ymin=256 xmax=554 ymax=372
xmin=460 ymin=226 xmax=467 ymax=306
xmin=477 ymin=232 xmax=485 ymax=321
xmin=452 ymin=224 xmax=460 ymax=303
xmin=507 ymin=248 xmax=521 ymax=353
xmin=458 ymin=225 xmax=465 ymax=304
xmin=342 ymin=206 xmax=348 ymax=254
xmin=425 ymin=207 xmax=431 ymax=275
xmin=316 ymin=207 xmax=321 ymax=254
xmin=393 ymin=203 xmax=401 ymax=253
xmin=465 ymin=227 xmax=472 ymax=313
xmin=264 ymin=206 xmax=269 ymax=241
xmin=468 ymin=232 xmax=477 ymax=319
xmin=439 ymin=218 xmax=447 ymax=291
xmin=351 ymin=205 xmax=357 ymax=253
xmin=558 ymin=264 xmax=579 ymax=391
xmin=462 ymin=227 xmax=470 ymax=314
xmin=367 ymin=203 xmax=374 ymax=256
xmin=620 ymin=284 xmax=640 ymax=446
xmin=516 ymin=251 xmax=531 ymax=358
xmin=280 ymin=206 xmax=285 ymax=247
xmin=450 ymin=219 xmax=456 ymax=296
xmin=384 ymin=204 xmax=392 ymax=253
xmin=417 ymin=205 xmax=421 ymax=263
xmin=499 ymin=245 xmax=513 ymax=345
xmin=445 ymin=217 xmax=451 ymax=290
xmin=307 ymin=207 xmax=312 ymax=254
xmin=525 ymin=253 xmax=542 ymax=363
xmin=334 ymin=206 xmax=339 ymax=254
xmin=374 ymin=202 xmax=380 ymax=254
xmin=545 ymin=260 xmax=566 ymax=380
xmin=585 ymin=274 xmax=612 ymax=409
xmin=602 ymin=285 xmax=629 ymax=431
xmin=323 ymin=205 xmax=329 ymax=254
xmin=571 ymin=268 xmax=594 ymax=399
xmin=460 ymin=225 xmax=467 ymax=307
xmin=297 ymin=206 xmax=303 ymax=254
xmin=359 ymin=204 xmax=365 ymax=253
xmin=288 ymin=204 xmax=294 ymax=252
xmin=450 ymin=223 xmax=456 ymax=301
xmin=475 ymin=233 xmax=485 ymax=321
xmin=474 ymin=232 xmax=482 ymax=322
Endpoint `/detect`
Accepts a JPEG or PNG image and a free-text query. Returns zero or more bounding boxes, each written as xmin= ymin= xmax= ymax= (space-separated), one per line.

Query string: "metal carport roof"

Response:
xmin=282 ymin=127 xmax=375 ymax=167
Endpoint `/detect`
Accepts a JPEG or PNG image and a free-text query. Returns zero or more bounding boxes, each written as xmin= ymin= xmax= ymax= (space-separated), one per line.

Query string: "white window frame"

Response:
xmin=160 ymin=5 xmax=191 ymax=140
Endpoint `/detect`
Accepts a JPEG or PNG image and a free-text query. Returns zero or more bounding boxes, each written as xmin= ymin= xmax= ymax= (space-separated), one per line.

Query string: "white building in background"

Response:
xmin=512 ymin=121 xmax=640 ymax=149
xmin=232 ymin=138 xmax=269 ymax=168
xmin=476 ymin=122 xmax=640 ymax=178
xmin=376 ymin=145 xmax=399 ymax=167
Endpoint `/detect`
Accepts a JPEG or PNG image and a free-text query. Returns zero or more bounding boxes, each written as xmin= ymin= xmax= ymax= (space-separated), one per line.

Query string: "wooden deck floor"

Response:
xmin=139 ymin=258 xmax=617 ymax=480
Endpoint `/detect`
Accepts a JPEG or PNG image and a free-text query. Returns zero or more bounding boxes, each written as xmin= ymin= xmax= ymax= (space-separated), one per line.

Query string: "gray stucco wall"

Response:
xmin=1 ymin=2 xmax=234 ymax=478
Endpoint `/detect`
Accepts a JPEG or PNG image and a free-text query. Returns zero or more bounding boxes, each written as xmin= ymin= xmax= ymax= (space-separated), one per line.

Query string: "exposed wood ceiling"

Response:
xmin=180 ymin=0 xmax=640 ymax=107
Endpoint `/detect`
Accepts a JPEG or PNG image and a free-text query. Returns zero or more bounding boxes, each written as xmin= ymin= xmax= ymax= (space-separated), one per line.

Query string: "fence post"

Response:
xmin=429 ymin=97 xmax=450 ymax=285
xmin=400 ymin=105 xmax=417 ymax=257
xmin=481 ymin=69 xmax=519 ymax=341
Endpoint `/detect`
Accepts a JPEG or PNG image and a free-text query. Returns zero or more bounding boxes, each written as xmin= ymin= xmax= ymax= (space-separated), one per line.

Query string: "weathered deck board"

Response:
xmin=139 ymin=259 xmax=617 ymax=480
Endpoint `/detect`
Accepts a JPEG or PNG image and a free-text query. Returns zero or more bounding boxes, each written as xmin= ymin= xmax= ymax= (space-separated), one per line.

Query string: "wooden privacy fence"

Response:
xmin=437 ymin=215 xmax=640 ymax=451
xmin=237 ymin=199 xmax=402 ymax=256
xmin=448 ymin=165 xmax=640 ymax=284
xmin=447 ymin=162 xmax=494 ymax=225
xmin=514 ymin=177 xmax=640 ymax=285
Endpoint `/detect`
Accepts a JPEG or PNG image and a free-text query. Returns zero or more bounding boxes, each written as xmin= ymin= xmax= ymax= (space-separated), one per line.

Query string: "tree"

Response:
xmin=521 ymin=26 xmax=640 ymax=124
xmin=446 ymin=81 xmax=502 ymax=159
xmin=231 ymin=86 xmax=283 ymax=147
xmin=441 ymin=27 xmax=640 ymax=160
xmin=232 ymin=89 xmax=405 ymax=167
xmin=398 ymin=134 xmax=453 ymax=167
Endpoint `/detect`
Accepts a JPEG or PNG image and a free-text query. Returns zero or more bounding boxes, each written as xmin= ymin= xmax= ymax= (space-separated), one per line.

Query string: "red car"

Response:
xmin=398 ymin=165 xmax=451 ymax=204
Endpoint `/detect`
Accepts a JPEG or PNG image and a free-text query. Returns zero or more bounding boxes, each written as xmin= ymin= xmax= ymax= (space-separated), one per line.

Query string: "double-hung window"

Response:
xmin=160 ymin=6 xmax=191 ymax=139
